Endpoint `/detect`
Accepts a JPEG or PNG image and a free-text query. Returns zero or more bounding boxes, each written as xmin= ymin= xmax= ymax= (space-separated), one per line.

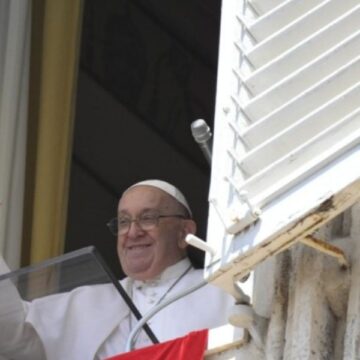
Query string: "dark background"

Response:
xmin=64 ymin=0 xmax=222 ymax=278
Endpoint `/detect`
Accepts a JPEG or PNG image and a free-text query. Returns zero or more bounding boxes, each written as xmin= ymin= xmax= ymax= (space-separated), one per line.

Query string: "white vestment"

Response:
xmin=0 ymin=258 xmax=234 ymax=360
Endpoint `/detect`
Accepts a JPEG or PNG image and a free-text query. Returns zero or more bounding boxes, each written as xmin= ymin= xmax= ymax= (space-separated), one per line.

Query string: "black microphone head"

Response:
xmin=191 ymin=119 xmax=212 ymax=144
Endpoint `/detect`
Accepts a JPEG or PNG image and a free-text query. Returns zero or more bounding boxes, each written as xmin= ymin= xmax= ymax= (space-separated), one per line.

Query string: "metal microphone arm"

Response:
xmin=125 ymin=279 xmax=208 ymax=352
xmin=191 ymin=119 xmax=212 ymax=165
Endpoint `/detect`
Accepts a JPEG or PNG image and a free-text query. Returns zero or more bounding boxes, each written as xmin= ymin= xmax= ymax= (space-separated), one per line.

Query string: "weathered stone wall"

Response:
xmin=208 ymin=204 xmax=360 ymax=359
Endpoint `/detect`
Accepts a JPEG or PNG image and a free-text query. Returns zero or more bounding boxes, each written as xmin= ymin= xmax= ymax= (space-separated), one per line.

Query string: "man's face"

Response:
xmin=117 ymin=186 xmax=192 ymax=280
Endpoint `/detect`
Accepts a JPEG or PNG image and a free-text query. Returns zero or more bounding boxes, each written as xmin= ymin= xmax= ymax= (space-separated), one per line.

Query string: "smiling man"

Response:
xmin=96 ymin=180 xmax=234 ymax=358
xmin=115 ymin=180 xmax=195 ymax=280
xmin=0 ymin=180 xmax=235 ymax=360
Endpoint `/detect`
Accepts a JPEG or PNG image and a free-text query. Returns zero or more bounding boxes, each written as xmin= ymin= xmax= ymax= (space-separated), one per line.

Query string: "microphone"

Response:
xmin=191 ymin=119 xmax=212 ymax=165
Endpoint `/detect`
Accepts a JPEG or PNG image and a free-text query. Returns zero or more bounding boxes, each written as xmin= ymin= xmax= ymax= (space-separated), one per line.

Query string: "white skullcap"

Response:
xmin=128 ymin=179 xmax=192 ymax=217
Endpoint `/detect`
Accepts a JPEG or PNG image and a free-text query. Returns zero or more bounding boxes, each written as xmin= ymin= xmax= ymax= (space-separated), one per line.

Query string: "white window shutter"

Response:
xmin=205 ymin=0 xmax=360 ymax=291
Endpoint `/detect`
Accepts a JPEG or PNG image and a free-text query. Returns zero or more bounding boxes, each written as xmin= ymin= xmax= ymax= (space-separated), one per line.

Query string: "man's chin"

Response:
xmin=123 ymin=261 xmax=156 ymax=280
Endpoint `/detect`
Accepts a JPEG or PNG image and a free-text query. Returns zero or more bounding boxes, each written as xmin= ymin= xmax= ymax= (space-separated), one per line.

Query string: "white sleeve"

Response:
xmin=0 ymin=255 xmax=10 ymax=274
xmin=0 ymin=256 xmax=46 ymax=359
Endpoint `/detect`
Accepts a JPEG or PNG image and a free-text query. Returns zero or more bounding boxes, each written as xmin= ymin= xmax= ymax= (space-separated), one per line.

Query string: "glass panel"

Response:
xmin=0 ymin=246 xmax=157 ymax=359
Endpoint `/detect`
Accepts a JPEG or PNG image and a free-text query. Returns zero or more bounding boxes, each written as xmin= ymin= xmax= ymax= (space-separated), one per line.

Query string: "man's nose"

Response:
xmin=125 ymin=220 xmax=144 ymax=238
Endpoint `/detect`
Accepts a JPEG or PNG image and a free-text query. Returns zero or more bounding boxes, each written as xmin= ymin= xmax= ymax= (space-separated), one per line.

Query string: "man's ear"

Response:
xmin=178 ymin=219 xmax=197 ymax=249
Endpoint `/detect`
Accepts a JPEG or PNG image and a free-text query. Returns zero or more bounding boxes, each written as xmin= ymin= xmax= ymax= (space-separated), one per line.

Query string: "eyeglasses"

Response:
xmin=106 ymin=212 xmax=188 ymax=236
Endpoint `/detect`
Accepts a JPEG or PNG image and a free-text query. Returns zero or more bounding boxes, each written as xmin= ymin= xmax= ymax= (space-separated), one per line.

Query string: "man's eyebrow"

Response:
xmin=117 ymin=208 xmax=158 ymax=216
xmin=117 ymin=209 xmax=130 ymax=216
xmin=117 ymin=212 xmax=130 ymax=217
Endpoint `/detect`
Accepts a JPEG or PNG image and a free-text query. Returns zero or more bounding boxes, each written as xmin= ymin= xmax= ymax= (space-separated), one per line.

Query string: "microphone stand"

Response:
xmin=93 ymin=248 xmax=159 ymax=345
xmin=125 ymin=279 xmax=207 ymax=351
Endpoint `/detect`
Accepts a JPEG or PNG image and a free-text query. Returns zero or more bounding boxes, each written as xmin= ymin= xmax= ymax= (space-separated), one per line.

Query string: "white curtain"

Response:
xmin=0 ymin=0 xmax=31 ymax=269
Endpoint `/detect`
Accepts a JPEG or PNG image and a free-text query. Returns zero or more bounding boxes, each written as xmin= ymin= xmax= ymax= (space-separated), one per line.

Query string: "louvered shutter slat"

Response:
xmin=242 ymin=82 xmax=360 ymax=148
xmin=246 ymin=1 xmax=359 ymax=68
xmin=245 ymin=29 xmax=360 ymax=96
xmin=250 ymin=0 xmax=288 ymax=14
xmin=244 ymin=55 xmax=360 ymax=123
xmin=240 ymin=111 xmax=360 ymax=191
xmin=247 ymin=0 xmax=326 ymax=42
xmin=244 ymin=5 xmax=360 ymax=94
